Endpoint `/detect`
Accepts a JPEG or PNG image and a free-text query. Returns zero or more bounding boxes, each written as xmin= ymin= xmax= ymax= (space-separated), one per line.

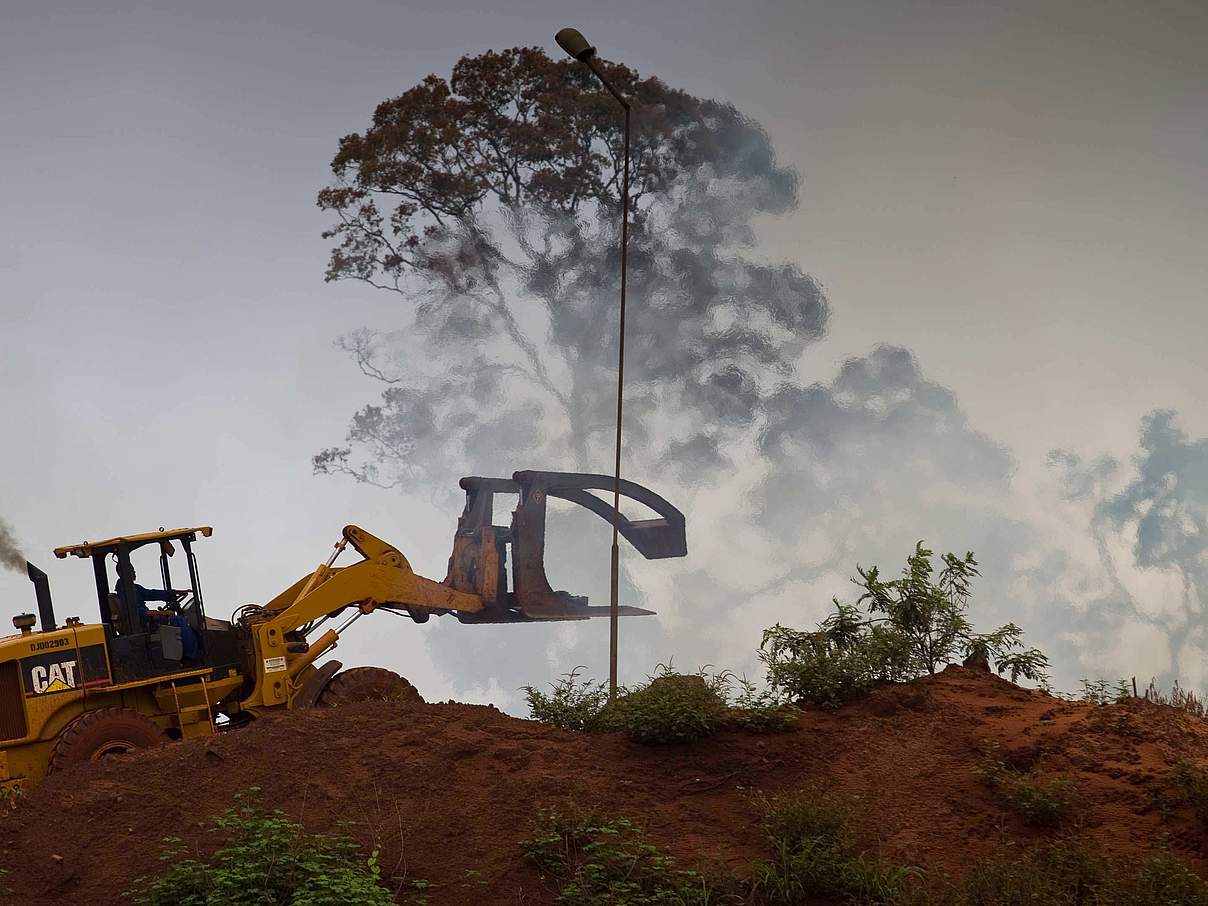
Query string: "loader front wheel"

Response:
xmin=49 ymin=708 xmax=168 ymax=773
xmin=317 ymin=667 xmax=423 ymax=707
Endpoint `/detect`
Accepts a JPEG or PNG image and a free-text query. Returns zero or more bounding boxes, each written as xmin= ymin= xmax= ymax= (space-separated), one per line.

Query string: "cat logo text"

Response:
xmin=20 ymin=644 xmax=111 ymax=697
xmin=29 ymin=659 xmax=77 ymax=694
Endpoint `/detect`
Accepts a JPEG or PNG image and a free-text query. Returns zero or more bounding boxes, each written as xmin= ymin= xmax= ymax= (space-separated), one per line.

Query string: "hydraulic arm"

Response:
xmin=238 ymin=470 xmax=687 ymax=710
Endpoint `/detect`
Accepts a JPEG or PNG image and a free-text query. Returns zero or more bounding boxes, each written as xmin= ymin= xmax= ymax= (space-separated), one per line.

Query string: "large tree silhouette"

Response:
xmin=314 ymin=47 xmax=827 ymax=490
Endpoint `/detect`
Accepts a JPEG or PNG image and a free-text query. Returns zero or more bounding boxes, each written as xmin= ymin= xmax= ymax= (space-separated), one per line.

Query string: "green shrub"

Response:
xmin=523 ymin=667 xmax=613 ymax=731
xmin=1078 ymin=677 xmax=1134 ymax=705
xmin=750 ymin=789 xmax=924 ymax=905
xmin=761 ymin=543 xmax=1048 ymax=709
xmin=524 ymin=808 xmax=738 ymax=905
xmin=525 ymin=665 xmax=798 ymax=743
xmin=976 ymin=751 xmax=1080 ymax=828
xmin=760 ymin=610 xmax=914 ymax=709
xmin=129 ymin=789 xmax=394 ymax=906
xmin=617 ymin=667 xmax=729 ymax=744
xmin=724 ymin=676 xmax=800 ymax=733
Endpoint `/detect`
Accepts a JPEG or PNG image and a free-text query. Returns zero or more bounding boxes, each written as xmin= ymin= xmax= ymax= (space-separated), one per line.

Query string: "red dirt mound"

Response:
xmin=3 ymin=666 xmax=1208 ymax=904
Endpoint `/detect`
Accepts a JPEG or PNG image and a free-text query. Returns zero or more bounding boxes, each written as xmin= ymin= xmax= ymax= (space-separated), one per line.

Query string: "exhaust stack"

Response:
xmin=26 ymin=562 xmax=56 ymax=632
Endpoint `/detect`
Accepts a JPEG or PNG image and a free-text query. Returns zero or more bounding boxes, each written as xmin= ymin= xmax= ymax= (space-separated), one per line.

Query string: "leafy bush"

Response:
xmin=129 ymin=790 xmax=393 ymax=906
xmin=760 ymin=607 xmax=914 ymax=709
xmin=724 ymin=676 xmax=801 ymax=733
xmin=523 ymin=667 xmax=613 ymax=732
xmin=525 ymin=665 xmax=799 ymax=743
xmin=525 ymin=809 xmax=738 ymax=905
xmin=612 ymin=666 xmax=730 ymax=744
xmin=976 ymin=752 xmax=1080 ymax=828
xmin=1076 ymin=677 xmax=1134 ymax=705
xmin=750 ymin=789 xmax=925 ymax=905
xmin=761 ymin=542 xmax=1048 ymax=709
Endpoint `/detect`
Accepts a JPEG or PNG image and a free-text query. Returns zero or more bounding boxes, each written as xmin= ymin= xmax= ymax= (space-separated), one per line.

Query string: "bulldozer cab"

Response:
xmin=53 ymin=528 xmax=240 ymax=685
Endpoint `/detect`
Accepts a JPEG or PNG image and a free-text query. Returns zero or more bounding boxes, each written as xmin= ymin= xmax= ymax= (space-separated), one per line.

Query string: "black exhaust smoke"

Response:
xmin=26 ymin=562 xmax=56 ymax=632
xmin=0 ymin=517 xmax=24 ymax=573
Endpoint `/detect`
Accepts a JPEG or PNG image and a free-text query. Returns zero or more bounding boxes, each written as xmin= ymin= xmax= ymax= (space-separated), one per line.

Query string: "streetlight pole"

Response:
xmin=555 ymin=27 xmax=631 ymax=703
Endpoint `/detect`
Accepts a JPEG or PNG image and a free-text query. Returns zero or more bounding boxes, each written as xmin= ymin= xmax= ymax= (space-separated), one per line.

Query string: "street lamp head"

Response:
xmin=555 ymin=27 xmax=596 ymax=62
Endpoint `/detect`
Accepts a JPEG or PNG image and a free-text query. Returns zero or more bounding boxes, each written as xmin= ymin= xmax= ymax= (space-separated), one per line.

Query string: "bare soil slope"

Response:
xmin=3 ymin=666 xmax=1208 ymax=904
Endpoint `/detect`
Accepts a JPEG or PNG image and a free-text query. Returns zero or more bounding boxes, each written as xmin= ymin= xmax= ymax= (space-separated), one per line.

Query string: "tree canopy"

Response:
xmin=319 ymin=47 xmax=796 ymax=284
xmin=315 ymin=46 xmax=826 ymax=491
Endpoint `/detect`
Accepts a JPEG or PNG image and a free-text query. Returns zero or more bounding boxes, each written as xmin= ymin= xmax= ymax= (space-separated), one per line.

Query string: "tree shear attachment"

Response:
xmin=445 ymin=471 xmax=687 ymax=622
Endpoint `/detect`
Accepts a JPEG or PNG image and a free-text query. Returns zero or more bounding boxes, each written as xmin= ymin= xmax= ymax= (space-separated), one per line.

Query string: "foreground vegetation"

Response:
xmin=128 ymin=786 xmax=1208 ymax=905
xmin=130 ymin=790 xmax=394 ymax=906
xmin=526 ymin=809 xmax=734 ymax=905
xmin=524 ymin=789 xmax=1208 ymax=906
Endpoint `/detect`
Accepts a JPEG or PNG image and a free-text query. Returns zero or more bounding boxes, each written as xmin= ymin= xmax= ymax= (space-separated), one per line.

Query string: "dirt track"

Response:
xmin=3 ymin=666 xmax=1207 ymax=904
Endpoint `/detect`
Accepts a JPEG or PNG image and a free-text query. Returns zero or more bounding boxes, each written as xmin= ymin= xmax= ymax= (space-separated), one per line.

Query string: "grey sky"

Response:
xmin=1 ymin=1 xmax=1205 ymax=708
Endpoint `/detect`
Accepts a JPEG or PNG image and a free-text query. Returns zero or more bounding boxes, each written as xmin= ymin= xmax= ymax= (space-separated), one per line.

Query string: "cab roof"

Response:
xmin=53 ymin=526 xmax=213 ymax=559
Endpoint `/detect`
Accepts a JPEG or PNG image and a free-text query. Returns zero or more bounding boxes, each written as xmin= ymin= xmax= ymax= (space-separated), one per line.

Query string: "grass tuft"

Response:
xmin=525 ymin=807 xmax=739 ymax=905
xmin=961 ymin=840 xmax=1208 ymax=905
xmin=1145 ymin=679 xmax=1207 ymax=718
xmin=750 ymin=788 xmax=925 ymax=905
xmin=976 ymin=748 xmax=1080 ymax=828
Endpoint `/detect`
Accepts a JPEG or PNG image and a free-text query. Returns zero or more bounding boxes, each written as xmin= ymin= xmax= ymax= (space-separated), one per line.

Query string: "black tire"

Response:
xmin=317 ymin=666 xmax=423 ymax=707
xmin=49 ymin=708 xmax=167 ymax=773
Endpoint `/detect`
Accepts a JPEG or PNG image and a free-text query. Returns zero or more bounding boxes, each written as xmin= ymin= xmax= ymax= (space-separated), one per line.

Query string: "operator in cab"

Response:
xmin=114 ymin=563 xmax=201 ymax=664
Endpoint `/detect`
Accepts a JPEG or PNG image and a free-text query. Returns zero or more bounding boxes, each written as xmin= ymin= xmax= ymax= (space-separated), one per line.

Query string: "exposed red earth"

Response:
xmin=3 ymin=666 xmax=1207 ymax=904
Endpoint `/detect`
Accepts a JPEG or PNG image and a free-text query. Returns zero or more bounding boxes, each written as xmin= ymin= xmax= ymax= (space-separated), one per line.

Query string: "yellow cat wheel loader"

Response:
xmin=0 ymin=471 xmax=686 ymax=789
